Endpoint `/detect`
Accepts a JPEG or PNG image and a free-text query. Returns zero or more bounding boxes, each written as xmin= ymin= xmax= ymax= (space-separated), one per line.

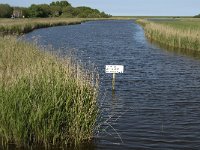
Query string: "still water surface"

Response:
xmin=23 ymin=20 xmax=200 ymax=149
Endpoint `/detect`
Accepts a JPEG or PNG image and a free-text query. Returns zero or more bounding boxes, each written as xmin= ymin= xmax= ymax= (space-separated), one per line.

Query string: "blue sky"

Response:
xmin=0 ymin=0 xmax=199 ymax=16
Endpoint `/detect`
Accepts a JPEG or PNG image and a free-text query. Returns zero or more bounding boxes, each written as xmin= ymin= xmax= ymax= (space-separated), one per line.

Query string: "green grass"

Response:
xmin=156 ymin=18 xmax=200 ymax=30
xmin=0 ymin=36 xmax=99 ymax=148
xmin=111 ymin=16 xmax=192 ymax=20
xmin=137 ymin=18 xmax=200 ymax=51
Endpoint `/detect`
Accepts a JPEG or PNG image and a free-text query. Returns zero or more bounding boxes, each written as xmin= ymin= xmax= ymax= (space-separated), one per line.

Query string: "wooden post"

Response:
xmin=112 ymin=73 xmax=116 ymax=90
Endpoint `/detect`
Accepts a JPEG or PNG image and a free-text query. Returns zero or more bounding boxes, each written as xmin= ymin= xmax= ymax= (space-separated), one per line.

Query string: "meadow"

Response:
xmin=137 ymin=18 xmax=200 ymax=51
xmin=0 ymin=35 xmax=99 ymax=147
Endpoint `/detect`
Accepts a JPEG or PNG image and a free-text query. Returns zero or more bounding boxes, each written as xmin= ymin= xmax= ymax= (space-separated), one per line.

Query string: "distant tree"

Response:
xmin=50 ymin=1 xmax=71 ymax=8
xmin=28 ymin=4 xmax=51 ymax=18
xmin=100 ymin=12 xmax=111 ymax=18
xmin=49 ymin=1 xmax=72 ymax=17
xmin=50 ymin=5 xmax=62 ymax=17
xmin=21 ymin=7 xmax=30 ymax=17
xmin=0 ymin=4 xmax=13 ymax=18
xmin=75 ymin=7 xmax=95 ymax=18
xmin=0 ymin=1 xmax=111 ymax=18
xmin=194 ymin=14 xmax=200 ymax=18
xmin=74 ymin=6 xmax=111 ymax=18
xmin=61 ymin=6 xmax=76 ymax=17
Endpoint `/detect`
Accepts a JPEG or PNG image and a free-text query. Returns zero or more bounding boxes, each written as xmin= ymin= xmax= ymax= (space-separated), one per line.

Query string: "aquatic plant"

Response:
xmin=0 ymin=18 xmax=87 ymax=35
xmin=137 ymin=19 xmax=200 ymax=51
xmin=0 ymin=36 xmax=99 ymax=148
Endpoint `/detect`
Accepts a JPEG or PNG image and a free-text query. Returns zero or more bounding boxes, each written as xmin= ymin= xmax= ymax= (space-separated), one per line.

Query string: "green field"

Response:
xmin=112 ymin=16 xmax=192 ymax=19
xmin=137 ymin=18 xmax=200 ymax=51
xmin=155 ymin=18 xmax=200 ymax=30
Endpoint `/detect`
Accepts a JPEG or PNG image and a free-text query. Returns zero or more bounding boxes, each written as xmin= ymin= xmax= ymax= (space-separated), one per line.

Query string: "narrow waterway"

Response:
xmin=23 ymin=20 xmax=200 ymax=149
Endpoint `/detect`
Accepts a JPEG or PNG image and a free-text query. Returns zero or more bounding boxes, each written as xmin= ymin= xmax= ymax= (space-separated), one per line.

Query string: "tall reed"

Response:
xmin=0 ymin=18 xmax=87 ymax=35
xmin=0 ymin=18 xmax=111 ymax=35
xmin=0 ymin=36 xmax=99 ymax=148
xmin=137 ymin=19 xmax=200 ymax=51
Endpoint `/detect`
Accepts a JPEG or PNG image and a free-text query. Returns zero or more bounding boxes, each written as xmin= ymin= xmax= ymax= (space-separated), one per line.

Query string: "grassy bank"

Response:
xmin=137 ymin=18 xmax=200 ymax=51
xmin=0 ymin=36 xmax=99 ymax=147
xmin=0 ymin=18 xmax=92 ymax=35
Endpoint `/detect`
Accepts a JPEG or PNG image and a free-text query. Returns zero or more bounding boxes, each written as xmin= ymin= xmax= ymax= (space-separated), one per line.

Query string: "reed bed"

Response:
xmin=137 ymin=19 xmax=200 ymax=51
xmin=0 ymin=18 xmax=88 ymax=35
xmin=0 ymin=36 xmax=99 ymax=148
xmin=0 ymin=18 xmax=113 ymax=35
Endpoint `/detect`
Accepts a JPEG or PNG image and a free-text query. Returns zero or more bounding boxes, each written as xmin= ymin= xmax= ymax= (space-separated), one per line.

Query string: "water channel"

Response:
xmin=23 ymin=20 xmax=200 ymax=149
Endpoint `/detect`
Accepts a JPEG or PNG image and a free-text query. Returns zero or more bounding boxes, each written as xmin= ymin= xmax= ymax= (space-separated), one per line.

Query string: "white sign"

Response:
xmin=105 ymin=65 xmax=124 ymax=73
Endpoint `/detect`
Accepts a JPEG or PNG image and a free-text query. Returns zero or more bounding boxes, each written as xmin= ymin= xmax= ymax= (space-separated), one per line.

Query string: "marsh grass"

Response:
xmin=0 ymin=18 xmax=88 ymax=35
xmin=0 ymin=18 xmax=113 ymax=35
xmin=0 ymin=36 xmax=99 ymax=148
xmin=137 ymin=19 xmax=200 ymax=51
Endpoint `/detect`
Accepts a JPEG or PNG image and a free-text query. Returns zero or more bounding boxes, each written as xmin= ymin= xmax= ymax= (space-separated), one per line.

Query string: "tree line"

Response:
xmin=194 ymin=14 xmax=200 ymax=18
xmin=0 ymin=1 xmax=111 ymax=18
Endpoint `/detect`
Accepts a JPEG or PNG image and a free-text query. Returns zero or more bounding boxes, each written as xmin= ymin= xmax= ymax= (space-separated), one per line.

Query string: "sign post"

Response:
xmin=105 ymin=65 xmax=124 ymax=90
xmin=112 ymin=73 xmax=116 ymax=90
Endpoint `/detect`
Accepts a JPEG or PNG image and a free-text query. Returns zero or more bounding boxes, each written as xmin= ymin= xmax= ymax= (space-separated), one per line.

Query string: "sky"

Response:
xmin=0 ymin=0 xmax=199 ymax=16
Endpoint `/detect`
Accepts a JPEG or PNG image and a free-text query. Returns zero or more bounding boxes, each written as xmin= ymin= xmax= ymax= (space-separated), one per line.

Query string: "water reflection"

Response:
xmin=148 ymin=38 xmax=200 ymax=59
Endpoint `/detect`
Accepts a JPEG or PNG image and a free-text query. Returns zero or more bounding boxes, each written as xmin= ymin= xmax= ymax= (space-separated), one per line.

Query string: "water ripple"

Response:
xmin=23 ymin=20 xmax=200 ymax=149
